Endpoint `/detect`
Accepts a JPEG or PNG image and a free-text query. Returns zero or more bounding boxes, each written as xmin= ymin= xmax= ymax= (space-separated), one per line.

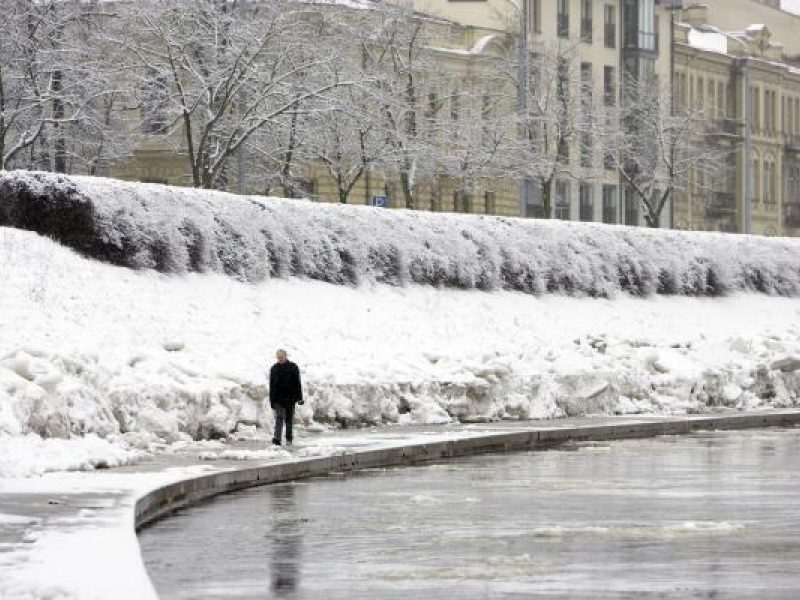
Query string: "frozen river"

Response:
xmin=139 ymin=428 xmax=800 ymax=599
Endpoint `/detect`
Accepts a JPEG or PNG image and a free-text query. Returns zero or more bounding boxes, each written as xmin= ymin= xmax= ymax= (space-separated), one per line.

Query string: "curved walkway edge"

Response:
xmin=135 ymin=410 xmax=800 ymax=531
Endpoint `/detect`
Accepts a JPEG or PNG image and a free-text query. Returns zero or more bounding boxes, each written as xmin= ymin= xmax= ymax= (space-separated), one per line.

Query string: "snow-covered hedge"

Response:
xmin=2 ymin=170 xmax=800 ymax=296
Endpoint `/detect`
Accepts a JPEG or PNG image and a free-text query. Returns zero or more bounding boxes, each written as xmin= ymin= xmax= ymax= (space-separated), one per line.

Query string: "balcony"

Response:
xmin=706 ymin=192 xmax=736 ymax=218
xmin=784 ymin=202 xmax=800 ymax=228
xmin=786 ymin=135 xmax=800 ymax=154
xmin=707 ymin=118 xmax=742 ymax=140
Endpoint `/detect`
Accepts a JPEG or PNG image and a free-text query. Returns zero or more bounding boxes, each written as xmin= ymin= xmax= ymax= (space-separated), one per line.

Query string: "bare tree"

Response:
xmin=438 ymin=86 xmax=510 ymax=209
xmin=115 ymin=0 xmax=347 ymax=190
xmin=0 ymin=1 xmax=113 ymax=172
xmin=359 ymin=4 xmax=443 ymax=210
xmin=603 ymin=76 xmax=726 ymax=228
xmin=503 ymin=42 xmax=600 ymax=219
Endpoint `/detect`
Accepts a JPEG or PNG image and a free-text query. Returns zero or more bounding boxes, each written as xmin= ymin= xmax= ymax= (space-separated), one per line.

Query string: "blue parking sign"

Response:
xmin=371 ymin=195 xmax=389 ymax=208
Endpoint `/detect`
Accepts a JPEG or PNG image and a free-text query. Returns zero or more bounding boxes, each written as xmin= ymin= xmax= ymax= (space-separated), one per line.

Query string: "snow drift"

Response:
xmin=3 ymin=170 xmax=800 ymax=297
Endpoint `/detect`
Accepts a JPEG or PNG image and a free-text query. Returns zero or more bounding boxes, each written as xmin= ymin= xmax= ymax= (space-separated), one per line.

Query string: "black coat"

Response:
xmin=269 ymin=361 xmax=303 ymax=408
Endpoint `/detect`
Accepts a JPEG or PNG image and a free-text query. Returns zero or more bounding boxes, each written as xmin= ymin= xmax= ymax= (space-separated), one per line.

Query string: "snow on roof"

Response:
xmin=782 ymin=0 xmax=800 ymax=16
xmin=428 ymin=34 xmax=503 ymax=57
xmin=687 ymin=28 xmax=729 ymax=54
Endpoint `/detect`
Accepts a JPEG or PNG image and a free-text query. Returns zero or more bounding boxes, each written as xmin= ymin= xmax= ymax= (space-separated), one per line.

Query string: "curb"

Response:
xmin=135 ymin=410 xmax=800 ymax=531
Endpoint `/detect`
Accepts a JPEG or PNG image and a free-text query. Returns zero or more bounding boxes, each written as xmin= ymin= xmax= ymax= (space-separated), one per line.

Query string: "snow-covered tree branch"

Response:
xmin=602 ymin=76 xmax=726 ymax=228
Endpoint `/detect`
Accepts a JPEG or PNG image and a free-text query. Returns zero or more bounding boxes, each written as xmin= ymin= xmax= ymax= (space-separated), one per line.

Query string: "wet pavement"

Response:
xmin=139 ymin=428 xmax=800 ymax=600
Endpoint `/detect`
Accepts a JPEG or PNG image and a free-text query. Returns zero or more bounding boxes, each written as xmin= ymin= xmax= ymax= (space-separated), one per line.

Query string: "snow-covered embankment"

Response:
xmin=2 ymin=171 xmax=800 ymax=477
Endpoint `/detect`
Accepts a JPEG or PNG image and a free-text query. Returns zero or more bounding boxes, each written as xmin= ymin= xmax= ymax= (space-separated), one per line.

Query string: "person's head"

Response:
xmin=276 ymin=349 xmax=288 ymax=364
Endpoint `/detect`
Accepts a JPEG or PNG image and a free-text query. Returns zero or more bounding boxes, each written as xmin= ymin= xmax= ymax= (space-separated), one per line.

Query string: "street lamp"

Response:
xmin=699 ymin=25 xmax=753 ymax=234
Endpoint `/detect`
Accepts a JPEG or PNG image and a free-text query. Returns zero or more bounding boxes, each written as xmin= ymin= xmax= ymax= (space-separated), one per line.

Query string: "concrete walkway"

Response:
xmin=1 ymin=411 xmax=799 ymax=600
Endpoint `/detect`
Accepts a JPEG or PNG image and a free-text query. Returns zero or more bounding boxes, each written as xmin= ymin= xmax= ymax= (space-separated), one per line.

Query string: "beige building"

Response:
xmin=674 ymin=2 xmax=800 ymax=235
xmin=411 ymin=0 xmax=675 ymax=226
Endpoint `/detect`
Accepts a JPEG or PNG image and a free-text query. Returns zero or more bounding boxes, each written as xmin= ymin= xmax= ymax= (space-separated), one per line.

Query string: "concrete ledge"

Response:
xmin=134 ymin=411 xmax=800 ymax=531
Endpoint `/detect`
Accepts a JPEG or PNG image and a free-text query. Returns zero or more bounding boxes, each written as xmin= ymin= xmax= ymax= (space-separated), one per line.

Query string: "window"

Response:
xmin=604 ymin=2 xmax=616 ymax=48
xmin=580 ymin=133 xmax=593 ymax=167
xmin=792 ymin=96 xmax=799 ymax=135
xmin=707 ymin=80 xmax=715 ymax=119
xmin=454 ymin=191 xmax=472 ymax=213
xmin=753 ymin=155 xmax=761 ymax=203
xmin=603 ymin=66 xmax=616 ymax=106
xmin=696 ymin=76 xmax=704 ymax=112
xmin=524 ymin=181 xmax=544 ymax=218
xmin=558 ymin=0 xmax=570 ymax=38
xmin=622 ymin=0 xmax=655 ymax=51
xmin=558 ymin=137 xmax=571 ymax=163
xmin=764 ymin=157 xmax=776 ymax=205
xmin=716 ymin=81 xmax=726 ymax=118
xmin=581 ymin=0 xmax=593 ymax=42
xmin=602 ymin=184 xmax=617 ymax=223
xmin=789 ymin=167 xmax=800 ymax=202
xmin=580 ymin=64 xmax=593 ymax=168
xmin=765 ymin=90 xmax=776 ymax=135
xmin=579 ymin=183 xmax=594 ymax=221
xmin=624 ymin=187 xmax=638 ymax=226
xmin=752 ymin=86 xmax=761 ymax=133
xmin=555 ymin=180 xmax=571 ymax=220
xmin=484 ymin=191 xmax=496 ymax=214
xmin=530 ymin=0 xmax=542 ymax=34
xmin=675 ymin=71 xmax=687 ymax=110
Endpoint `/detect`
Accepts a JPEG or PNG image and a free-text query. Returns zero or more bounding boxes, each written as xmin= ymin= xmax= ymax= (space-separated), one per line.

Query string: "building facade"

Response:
xmin=410 ymin=0 xmax=674 ymax=226
xmin=674 ymin=3 xmax=800 ymax=235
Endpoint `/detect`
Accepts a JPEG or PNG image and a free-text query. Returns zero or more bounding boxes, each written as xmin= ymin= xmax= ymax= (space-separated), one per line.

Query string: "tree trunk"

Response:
xmin=400 ymin=171 xmax=414 ymax=210
xmin=52 ymin=70 xmax=67 ymax=173
xmin=542 ymin=177 xmax=554 ymax=219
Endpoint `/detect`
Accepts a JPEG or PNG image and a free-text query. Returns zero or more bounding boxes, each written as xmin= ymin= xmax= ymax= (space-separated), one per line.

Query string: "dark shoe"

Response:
xmin=272 ymin=438 xmax=281 ymax=446
xmin=286 ymin=439 xmax=293 ymax=446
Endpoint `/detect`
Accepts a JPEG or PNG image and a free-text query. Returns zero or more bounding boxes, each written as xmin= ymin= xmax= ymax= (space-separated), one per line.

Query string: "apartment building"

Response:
xmin=415 ymin=0 xmax=674 ymax=226
xmin=674 ymin=3 xmax=800 ymax=235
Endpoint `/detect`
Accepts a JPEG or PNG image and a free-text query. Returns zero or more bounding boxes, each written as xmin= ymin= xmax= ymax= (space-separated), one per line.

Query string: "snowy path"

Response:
xmin=1 ymin=413 xmax=799 ymax=600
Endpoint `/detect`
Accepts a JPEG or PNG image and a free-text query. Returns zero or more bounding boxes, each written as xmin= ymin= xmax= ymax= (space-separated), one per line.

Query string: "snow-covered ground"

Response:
xmin=2 ymin=219 xmax=800 ymax=478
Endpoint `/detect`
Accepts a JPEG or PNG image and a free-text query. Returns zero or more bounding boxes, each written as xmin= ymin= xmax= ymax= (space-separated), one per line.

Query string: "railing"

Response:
xmin=706 ymin=192 xmax=736 ymax=218
xmin=623 ymin=29 xmax=657 ymax=52
xmin=709 ymin=118 xmax=741 ymax=138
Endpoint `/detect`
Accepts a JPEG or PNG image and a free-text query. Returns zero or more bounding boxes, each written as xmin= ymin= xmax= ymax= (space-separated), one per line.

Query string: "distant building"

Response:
xmin=674 ymin=3 xmax=800 ymax=235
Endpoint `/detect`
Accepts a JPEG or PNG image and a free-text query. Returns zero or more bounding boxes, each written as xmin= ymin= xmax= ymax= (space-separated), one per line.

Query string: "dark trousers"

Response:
xmin=273 ymin=403 xmax=295 ymax=443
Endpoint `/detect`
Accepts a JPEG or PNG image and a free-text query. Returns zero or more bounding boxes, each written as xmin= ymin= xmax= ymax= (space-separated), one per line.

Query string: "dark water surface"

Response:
xmin=139 ymin=428 xmax=800 ymax=599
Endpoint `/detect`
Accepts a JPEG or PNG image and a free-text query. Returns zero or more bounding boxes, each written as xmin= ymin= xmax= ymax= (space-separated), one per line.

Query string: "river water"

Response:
xmin=139 ymin=428 xmax=800 ymax=599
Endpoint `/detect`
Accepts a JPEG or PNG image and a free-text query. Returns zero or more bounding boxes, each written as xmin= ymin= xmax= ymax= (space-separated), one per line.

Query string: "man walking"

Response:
xmin=269 ymin=349 xmax=303 ymax=446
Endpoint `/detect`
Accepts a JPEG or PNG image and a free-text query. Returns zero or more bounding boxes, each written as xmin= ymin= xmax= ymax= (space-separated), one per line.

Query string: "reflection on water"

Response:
xmin=139 ymin=429 xmax=800 ymax=599
xmin=269 ymin=485 xmax=301 ymax=598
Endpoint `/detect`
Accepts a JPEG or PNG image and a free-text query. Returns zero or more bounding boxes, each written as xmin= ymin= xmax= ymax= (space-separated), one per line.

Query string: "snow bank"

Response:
xmin=3 ymin=223 xmax=800 ymax=479
xmin=3 ymin=170 xmax=800 ymax=297
xmin=0 ymin=435 xmax=143 ymax=479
